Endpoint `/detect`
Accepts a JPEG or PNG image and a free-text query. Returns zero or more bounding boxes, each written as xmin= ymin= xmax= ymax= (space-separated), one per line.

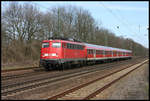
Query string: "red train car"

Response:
xmin=40 ymin=38 xmax=86 ymax=70
xmin=84 ymin=43 xmax=132 ymax=63
xmin=39 ymin=38 xmax=132 ymax=70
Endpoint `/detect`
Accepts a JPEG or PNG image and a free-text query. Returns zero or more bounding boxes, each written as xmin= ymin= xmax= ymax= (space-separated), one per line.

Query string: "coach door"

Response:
xmin=62 ymin=43 xmax=66 ymax=59
xmin=93 ymin=49 xmax=96 ymax=59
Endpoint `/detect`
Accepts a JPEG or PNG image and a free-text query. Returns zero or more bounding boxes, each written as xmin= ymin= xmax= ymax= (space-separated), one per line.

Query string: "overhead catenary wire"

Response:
xmin=100 ymin=3 xmax=145 ymax=42
xmin=23 ymin=2 xmax=145 ymax=44
xmin=100 ymin=2 xmax=143 ymax=39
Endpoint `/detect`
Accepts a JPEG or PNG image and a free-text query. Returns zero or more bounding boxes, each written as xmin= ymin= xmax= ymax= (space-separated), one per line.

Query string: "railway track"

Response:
xmin=47 ymin=59 xmax=148 ymax=100
xmin=1 ymin=58 xmax=143 ymax=97
xmin=2 ymin=57 xmax=139 ymax=81
xmin=1 ymin=59 xmax=131 ymax=81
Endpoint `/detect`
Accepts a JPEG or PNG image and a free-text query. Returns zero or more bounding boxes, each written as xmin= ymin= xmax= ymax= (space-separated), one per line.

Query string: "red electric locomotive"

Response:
xmin=39 ymin=37 xmax=132 ymax=70
xmin=40 ymin=37 xmax=86 ymax=70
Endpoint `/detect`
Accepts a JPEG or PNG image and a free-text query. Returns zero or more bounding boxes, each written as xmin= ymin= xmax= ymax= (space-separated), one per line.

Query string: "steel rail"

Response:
xmin=47 ymin=59 xmax=148 ymax=100
xmin=2 ymin=59 xmax=134 ymax=89
xmin=2 ymin=59 xmax=138 ymax=97
xmin=84 ymin=60 xmax=148 ymax=100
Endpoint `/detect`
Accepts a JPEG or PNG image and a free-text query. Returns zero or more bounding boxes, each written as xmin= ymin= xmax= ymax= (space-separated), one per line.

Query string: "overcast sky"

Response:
xmin=2 ymin=1 xmax=149 ymax=48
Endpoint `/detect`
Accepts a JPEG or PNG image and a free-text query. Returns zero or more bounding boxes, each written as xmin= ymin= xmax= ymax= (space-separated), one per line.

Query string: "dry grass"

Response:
xmin=2 ymin=60 xmax=39 ymax=70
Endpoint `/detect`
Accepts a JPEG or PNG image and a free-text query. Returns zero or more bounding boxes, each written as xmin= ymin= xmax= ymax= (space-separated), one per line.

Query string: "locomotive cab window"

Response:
xmin=52 ymin=42 xmax=61 ymax=48
xmin=42 ymin=42 xmax=49 ymax=48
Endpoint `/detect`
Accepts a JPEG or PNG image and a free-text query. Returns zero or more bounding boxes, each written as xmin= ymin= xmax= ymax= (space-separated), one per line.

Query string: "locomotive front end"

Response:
xmin=39 ymin=40 xmax=63 ymax=70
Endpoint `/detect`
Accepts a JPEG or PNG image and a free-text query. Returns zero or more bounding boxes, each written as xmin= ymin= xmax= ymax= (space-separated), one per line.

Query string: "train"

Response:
xmin=39 ymin=37 xmax=132 ymax=70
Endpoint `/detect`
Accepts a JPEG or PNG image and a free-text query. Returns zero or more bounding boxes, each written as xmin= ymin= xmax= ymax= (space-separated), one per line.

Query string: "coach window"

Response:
xmin=99 ymin=50 xmax=101 ymax=54
xmin=96 ymin=50 xmax=98 ymax=54
xmin=98 ymin=50 xmax=100 ymax=54
xmin=69 ymin=44 xmax=71 ymax=49
xmin=79 ymin=45 xmax=81 ymax=49
xmin=106 ymin=51 xmax=108 ymax=55
xmin=103 ymin=51 xmax=105 ymax=55
xmin=72 ymin=44 xmax=74 ymax=49
xmin=67 ymin=43 xmax=70 ymax=49
xmin=74 ymin=45 xmax=77 ymax=49
xmin=70 ymin=44 xmax=72 ymax=49
xmin=89 ymin=49 xmax=91 ymax=54
xmin=96 ymin=50 xmax=99 ymax=54
xmin=110 ymin=51 xmax=112 ymax=55
xmin=81 ymin=45 xmax=83 ymax=50
xmin=102 ymin=50 xmax=104 ymax=55
xmin=42 ymin=42 xmax=49 ymax=48
xmin=89 ymin=50 xmax=91 ymax=54
xmin=107 ymin=51 xmax=109 ymax=55
xmin=87 ymin=50 xmax=89 ymax=54
xmin=52 ymin=42 xmax=61 ymax=48
xmin=115 ymin=51 xmax=117 ymax=55
xmin=66 ymin=43 xmax=68 ymax=48
xmin=77 ymin=45 xmax=79 ymax=49
xmin=92 ymin=50 xmax=94 ymax=54
xmin=62 ymin=43 xmax=66 ymax=48
xmin=69 ymin=44 xmax=72 ymax=49
xmin=78 ymin=45 xmax=81 ymax=49
xmin=71 ymin=44 xmax=73 ymax=49
xmin=75 ymin=44 xmax=77 ymax=49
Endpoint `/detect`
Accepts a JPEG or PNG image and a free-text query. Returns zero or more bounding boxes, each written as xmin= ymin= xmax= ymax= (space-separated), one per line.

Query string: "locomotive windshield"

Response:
xmin=42 ymin=42 xmax=49 ymax=48
xmin=52 ymin=42 xmax=61 ymax=48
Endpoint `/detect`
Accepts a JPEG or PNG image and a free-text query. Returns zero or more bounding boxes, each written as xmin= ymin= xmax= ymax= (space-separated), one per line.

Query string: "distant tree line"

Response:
xmin=1 ymin=2 xmax=149 ymax=65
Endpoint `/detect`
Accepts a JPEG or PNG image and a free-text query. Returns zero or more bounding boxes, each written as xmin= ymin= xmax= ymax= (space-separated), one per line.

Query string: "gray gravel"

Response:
xmin=93 ymin=62 xmax=149 ymax=100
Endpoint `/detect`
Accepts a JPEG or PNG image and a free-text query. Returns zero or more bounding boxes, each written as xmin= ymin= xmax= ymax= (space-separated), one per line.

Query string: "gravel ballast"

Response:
xmin=92 ymin=62 xmax=149 ymax=100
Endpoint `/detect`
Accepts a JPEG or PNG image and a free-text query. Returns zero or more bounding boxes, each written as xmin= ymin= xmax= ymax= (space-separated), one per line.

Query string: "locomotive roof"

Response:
xmin=84 ymin=43 xmax=132 ymax=52
xmin=43 ymin=39 xmax=84 ymax=45
xmin=43 ymin=39 xmax=131 ymax=52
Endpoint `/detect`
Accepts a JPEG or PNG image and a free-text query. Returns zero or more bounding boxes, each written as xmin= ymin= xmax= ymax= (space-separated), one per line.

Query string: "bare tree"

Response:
xmin=1 ymin=2 xmax=148 ymax=66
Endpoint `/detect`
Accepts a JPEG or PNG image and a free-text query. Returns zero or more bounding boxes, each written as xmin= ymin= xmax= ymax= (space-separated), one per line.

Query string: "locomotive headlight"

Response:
xmin=44 ymin=53 xmax=48 ymax=56
xmin=51 ymin=53 xmax=57 ymax=56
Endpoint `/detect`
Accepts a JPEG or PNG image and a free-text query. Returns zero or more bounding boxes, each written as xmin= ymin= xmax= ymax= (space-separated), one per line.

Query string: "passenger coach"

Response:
xmin=84 ymin=43 xmax=132 ymax=63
